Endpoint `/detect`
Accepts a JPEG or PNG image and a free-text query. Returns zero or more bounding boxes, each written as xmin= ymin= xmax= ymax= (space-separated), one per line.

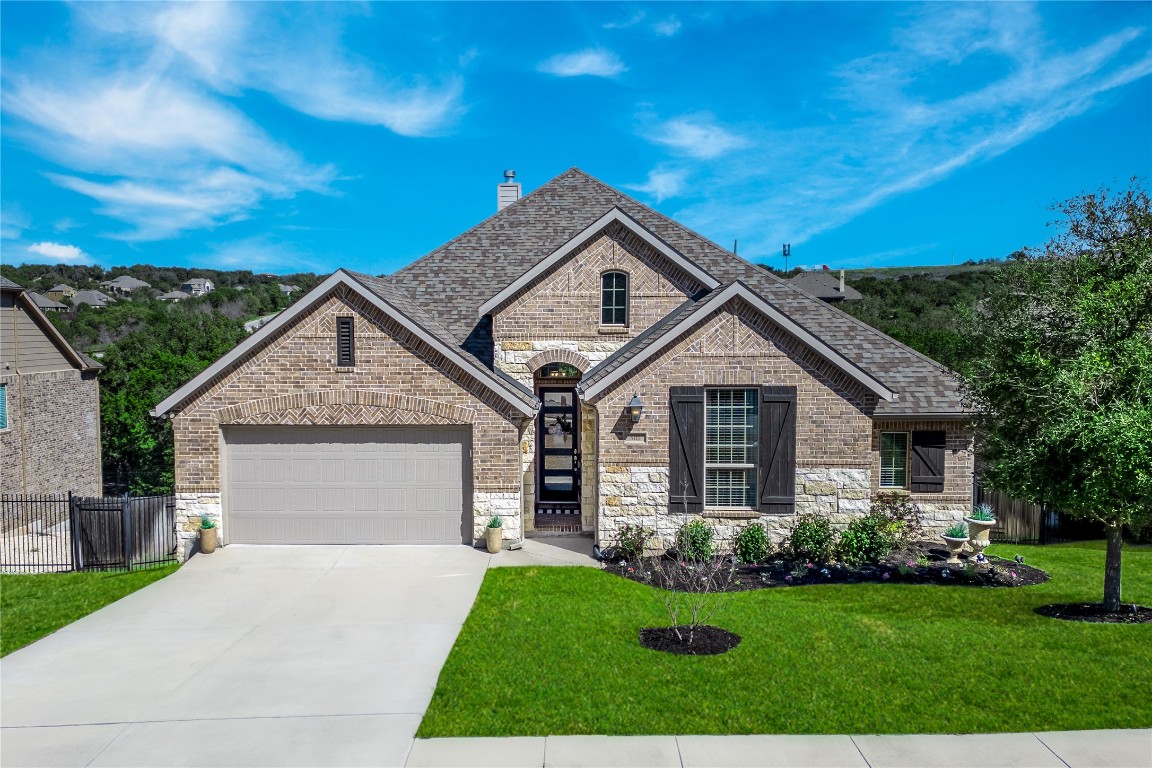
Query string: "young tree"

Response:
xmin=960 ymin=180 xmax=1152 ymax=611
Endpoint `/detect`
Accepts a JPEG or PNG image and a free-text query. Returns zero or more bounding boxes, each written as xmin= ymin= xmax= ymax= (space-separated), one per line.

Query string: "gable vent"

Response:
xmin=336 ymin=316 xmax=355 ymax=366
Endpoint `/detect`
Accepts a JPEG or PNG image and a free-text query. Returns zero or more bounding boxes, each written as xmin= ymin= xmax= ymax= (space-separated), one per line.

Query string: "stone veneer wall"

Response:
xmin=170 ymin=286 xmax=525 ymax=558
xmin=492 ymin=227 xmax=704 ymax=531
xmin=593 ymin=299 xmax=879 ymax=549
xmin=0 ymin=370 xmax=101 ymax=496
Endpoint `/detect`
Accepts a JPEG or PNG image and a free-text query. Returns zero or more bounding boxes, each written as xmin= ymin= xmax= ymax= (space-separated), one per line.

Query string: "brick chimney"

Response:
xmin=497 ymin=170 xmax=521 ymax=211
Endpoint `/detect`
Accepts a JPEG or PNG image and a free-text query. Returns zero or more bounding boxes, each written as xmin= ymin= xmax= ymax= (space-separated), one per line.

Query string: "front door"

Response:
xmin=537 ymin=387 xmax=580 ymax=505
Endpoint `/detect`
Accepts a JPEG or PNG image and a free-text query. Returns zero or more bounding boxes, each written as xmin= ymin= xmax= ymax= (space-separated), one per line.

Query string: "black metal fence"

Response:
xmin=0 ymin=493 xmax=176 ymax=573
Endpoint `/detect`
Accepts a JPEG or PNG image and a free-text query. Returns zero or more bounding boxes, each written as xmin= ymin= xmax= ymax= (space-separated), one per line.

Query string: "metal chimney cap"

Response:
xmin=503 ymin=170 xmax=516 ymax=182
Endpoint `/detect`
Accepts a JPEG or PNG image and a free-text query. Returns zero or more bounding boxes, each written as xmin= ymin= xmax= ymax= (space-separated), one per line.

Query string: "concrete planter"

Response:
xmin=965 ymin=517 xmax=997 ymax=562
xmin=200 ymin=526 xmax=217 ymax=554
xmin=941 ymin=535 xmax=967 ymax=564
xmin=485 ymin=526 xmax=502 ymax=554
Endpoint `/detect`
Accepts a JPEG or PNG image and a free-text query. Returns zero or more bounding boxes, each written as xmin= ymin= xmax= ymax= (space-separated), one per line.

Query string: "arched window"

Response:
xmin=601 ymin=271 xmax=628 ymax=326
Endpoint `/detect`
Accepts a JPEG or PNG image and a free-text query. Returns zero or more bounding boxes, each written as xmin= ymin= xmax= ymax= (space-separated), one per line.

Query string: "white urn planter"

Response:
xmin=941 ymin=535 xmax=967 ymax=564
xmin=965 ymin=516 xmax=997 ymax=563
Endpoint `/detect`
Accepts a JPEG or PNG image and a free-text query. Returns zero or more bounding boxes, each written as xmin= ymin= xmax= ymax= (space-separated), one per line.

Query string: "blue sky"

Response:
xmin=2 ymin=2 xmax=1149 ymax=276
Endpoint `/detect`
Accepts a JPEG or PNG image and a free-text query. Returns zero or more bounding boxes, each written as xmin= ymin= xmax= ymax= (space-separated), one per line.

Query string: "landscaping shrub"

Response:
xmin=870 ymin=493 xmax=923 ymax=546
xmin=734 ymin=522 xmax=771 ymax=564
xmin=615 ymin=523 xmax=653 ymax=561
xmin=784 ymin=515 xmax=837 ymax=563
xmin=676 ymin=520 xmax=714 ymax=561
xmin=838 ymin=513 xmax=899 ymax=565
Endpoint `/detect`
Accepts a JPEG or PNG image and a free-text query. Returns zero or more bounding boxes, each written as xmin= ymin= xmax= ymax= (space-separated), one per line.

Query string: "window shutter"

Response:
xmin=668 ymin=386 xmax=704 ymax=515
xmin=336 ymin=317 xmax=355 ymax=366
xmin=910 ymin=430 xmax=945 ymax=493
xmin=759 ymin=386 xmax=797 ymax=514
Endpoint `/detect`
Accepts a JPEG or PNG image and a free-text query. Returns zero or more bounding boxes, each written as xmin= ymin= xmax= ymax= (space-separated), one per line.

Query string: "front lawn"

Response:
xmin=0 ymin=564 xmax=179 ymax=656
xmin=419 ymin=541 xmax=1151 ymax=736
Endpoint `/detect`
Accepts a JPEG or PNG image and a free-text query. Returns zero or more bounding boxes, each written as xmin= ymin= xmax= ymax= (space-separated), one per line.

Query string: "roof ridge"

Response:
xmin=392 ymin=167 xmax=584 ymax=279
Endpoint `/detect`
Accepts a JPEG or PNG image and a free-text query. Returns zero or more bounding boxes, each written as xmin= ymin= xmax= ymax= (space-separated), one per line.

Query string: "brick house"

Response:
xmin=155 ymin=169 xmax=972 ymax=559
xmin=1 ymin=278 xmax=103 ymax=495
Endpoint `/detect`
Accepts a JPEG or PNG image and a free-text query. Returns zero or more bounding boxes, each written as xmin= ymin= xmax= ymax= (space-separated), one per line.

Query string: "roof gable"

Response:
xmin=578 ymin=281 xmax=896 ymax=402
xmin=0 ymin=279 xmax=99 ymax=371
xmin=152 ymin=270 xmax=538 ymax=418
xmin=476 ymin=207 xmax=720 ymax=317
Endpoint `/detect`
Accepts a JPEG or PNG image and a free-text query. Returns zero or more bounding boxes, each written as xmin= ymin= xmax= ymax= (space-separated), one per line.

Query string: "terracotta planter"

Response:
xmin=941 ymin=535 xmax=967 ymax=564
xmin=485 ymin=526 xmax=502 ymax=554
xmin=965 ymin=517 xmax=996 ymax=562
xmin=200 ymin=527 xmax=217 ymax=554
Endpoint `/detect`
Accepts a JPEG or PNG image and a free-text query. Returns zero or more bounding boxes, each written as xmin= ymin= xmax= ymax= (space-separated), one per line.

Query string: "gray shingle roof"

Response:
xmin=375 ymin=168 xmax=963 ymax=416
xmin=0 ymin=276 xmax=23 ymax=290
xmin=27 ymin=291 xmax=67 ymax=310
xmin=787 ymin=270 xmax=863 ymax=301
xmin=73 ymin=289 xmax=113 ymax=307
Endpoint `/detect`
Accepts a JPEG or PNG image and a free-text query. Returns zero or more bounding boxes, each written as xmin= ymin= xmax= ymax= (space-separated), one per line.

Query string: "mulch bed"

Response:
xmin=1035 ymin=603 xmax=1152 ymax=624
xmin=639 ymin=626 xmax=742 ymax=655
xmin=604 ymin=540 xmax=1050 ymax=591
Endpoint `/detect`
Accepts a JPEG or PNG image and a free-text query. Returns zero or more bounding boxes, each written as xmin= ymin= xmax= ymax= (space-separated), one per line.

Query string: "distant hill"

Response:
xmin=0 ymin=263 xmax=323 ymax=295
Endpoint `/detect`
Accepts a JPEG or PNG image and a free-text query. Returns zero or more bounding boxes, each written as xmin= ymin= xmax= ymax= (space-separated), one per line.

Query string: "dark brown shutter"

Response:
xmin=336 ymin=316 xmax=355 ymax=366
xmin=910 ymin=430 xmax=945 ymax=493
xmin=668 ymin=386 xmax=704 ymax=515
xmin=759 ymin=386 xmax=796 ymax=514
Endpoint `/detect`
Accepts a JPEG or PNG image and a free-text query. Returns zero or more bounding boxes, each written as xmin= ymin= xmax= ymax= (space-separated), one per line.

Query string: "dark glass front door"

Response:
xmin=538 ymin=387 xmax=580 ymax=502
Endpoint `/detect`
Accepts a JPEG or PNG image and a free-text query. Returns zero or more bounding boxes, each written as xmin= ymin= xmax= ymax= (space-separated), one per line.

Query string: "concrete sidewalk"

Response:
xmin=405 ymin=730 xmax=1151 ymax=768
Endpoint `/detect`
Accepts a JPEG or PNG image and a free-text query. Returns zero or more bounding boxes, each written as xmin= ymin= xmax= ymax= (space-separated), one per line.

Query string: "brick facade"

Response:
xmin=169 ymin=286 xmax=526 ymax=557
xmin=0 ymin=370 xmax=101 ymax=496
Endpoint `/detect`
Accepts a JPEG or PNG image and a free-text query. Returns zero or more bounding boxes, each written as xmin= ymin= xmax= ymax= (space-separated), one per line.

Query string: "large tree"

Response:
xmin=959 ymin=181 xmax=1152 ymax=611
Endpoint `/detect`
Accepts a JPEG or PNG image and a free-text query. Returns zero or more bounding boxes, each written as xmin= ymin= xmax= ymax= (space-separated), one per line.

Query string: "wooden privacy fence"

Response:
xmin=0 ymin=493 xmax=176 ymax=573
xmin=972 ymin=481 xmax=1103 ymax=545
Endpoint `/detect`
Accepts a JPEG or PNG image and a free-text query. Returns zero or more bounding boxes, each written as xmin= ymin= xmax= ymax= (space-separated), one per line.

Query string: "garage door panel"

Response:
xmin=225 ymin=426 xmax=469 ymax=545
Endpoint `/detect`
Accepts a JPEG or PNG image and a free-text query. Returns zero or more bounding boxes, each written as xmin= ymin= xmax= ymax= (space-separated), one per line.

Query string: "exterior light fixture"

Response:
xmin=628 ymin=394 xmax=644 ymax=424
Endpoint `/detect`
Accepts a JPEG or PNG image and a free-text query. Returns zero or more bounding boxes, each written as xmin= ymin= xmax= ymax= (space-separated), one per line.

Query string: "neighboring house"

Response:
xmin=155 ymin=169 xmax=972 ymax=560
xmin=181 ymin=278 xmax=214 ymax=296
xmin=278 ymin=283 xmax=300 ymax=295
xmin=73 ymin=290 xmax=113 ymax=309
xmin=100 ymin=275 xmax=152 ymax=295
xmin=27 ymin=292 xmax=68 ymax=313
xmin=0 ymin=278 xmax=103 ymax=495
xmin=158 ymin=290 xmax=190 ymax=302
xmin=787 ymin=269 xmax=863 ymax=302
xmin=46 ymin=284 xmax=76 ymax=301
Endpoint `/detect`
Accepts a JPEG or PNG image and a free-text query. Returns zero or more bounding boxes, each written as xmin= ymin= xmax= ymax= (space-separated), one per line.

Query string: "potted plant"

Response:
xmin=941 ymin=522 xmax=967 ymax=564
xmin=485 ymin=516 xmax=503 ymax=554
xmin=964 ymin=503 xmax=997 ymax=563
xmin=199 ymin=517 xmax=217 ymax=554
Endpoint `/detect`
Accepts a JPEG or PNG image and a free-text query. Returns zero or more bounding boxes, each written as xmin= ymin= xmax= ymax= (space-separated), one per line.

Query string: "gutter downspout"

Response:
xmin=12 ymin=302 xmax=29 ymax=493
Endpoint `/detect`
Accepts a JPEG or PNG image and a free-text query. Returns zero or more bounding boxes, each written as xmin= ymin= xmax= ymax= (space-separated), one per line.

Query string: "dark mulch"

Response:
xmin=1035 ymin=603 xmax=1152 ymax=624
xmin=604 ymin=540 xmax=1050 ymax=591
xmin=639 ymin=626 xmax=742 ymax=655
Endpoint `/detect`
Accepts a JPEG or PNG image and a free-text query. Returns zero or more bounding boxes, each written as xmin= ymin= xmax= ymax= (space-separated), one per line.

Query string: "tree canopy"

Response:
xmin=959 ymin=181 xmax=1152 ymax=610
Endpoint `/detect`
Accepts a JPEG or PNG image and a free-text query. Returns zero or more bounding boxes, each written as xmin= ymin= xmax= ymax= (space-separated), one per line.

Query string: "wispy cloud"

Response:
xmin=0 ymin=206 xmax=31 ymax=240
xmin=653 ymin=17 xmax=682 ymax=38
xmin=27 ymin=241 xmax=88 ymax=262
xmin=198 ymin=235 xmax=326 ymax=273
xmin=538 ymin=49 xmax=627 ymax=78
xmin=634 ymin=4 xmax=1152 ymax=258
xmin=602 ymin=11 xmax=645 ymax=30
xmin=625 ymin=168 xmax=688 ymax=203
xmin=2 ymin=3 xmax=463 ymax=241
xmin=644 ymin=113 xmax=749 ymax=159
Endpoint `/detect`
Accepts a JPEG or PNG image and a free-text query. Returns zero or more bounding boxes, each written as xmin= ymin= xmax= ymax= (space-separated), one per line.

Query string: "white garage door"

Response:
xmin=224 ymin=426 xmax=469 ymax=545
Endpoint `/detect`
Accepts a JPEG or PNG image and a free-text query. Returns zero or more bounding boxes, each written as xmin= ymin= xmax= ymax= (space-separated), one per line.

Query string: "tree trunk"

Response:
xmin=1103 ymin=524 xmax=1123 ymax=612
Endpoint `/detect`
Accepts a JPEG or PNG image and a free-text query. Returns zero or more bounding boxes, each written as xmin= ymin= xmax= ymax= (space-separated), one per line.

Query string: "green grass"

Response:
xmin=419 ymin=541 xmax=1152 ymax=736
xmin=1 ymin=564 xmax=178 ymax=656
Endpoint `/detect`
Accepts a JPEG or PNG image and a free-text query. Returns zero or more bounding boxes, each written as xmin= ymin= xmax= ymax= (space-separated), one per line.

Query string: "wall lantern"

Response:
xmin=628 ymin=393 xmax=644 ymax=424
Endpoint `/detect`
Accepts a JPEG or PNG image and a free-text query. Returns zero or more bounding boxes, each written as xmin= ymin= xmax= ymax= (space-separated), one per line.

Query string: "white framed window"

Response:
xmin=601 ymin=271 xmax=628 ymax=326
xmin=705 ymin=388 xmax=758 ymax=507
xmin=880 ymin=432 xmax=909 ymax=488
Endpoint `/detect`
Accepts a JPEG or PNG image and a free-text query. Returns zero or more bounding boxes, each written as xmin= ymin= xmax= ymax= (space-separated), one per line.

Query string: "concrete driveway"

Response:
xmin=0 ymin=545 xmax=493 ymax=767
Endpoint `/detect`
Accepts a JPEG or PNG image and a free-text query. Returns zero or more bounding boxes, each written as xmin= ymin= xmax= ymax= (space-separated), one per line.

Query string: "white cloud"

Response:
xmin=1 ymin=206 xmax=31 ymax=240
xmin=645 ymin=114 xmax=749 ymax=159
xmin=653 ymin=17 xmax=682 ymax=37
xmin=538 ymin=49 xmax=627 ymax=78
xmin=602 ymin=11 xmax=645 ymax=30
xmin=625 ymin=169 xmax=687 ymax=203
xmin=27 ymin=241 xmax=88 ymax=262
xmin=642 ymin=5 xmax=1152 ymax=258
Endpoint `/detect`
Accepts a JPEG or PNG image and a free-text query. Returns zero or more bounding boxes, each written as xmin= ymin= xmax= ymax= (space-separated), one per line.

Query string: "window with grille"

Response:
xmin=336 ymin=316 xmax=355 ymax=366
xmin=601 ymin=271 xmax=628 ymax=326
xmin=880 ymin=432 xmax=908 ymax=488
xmin=704 ymin=388 xmax=758 ymax=507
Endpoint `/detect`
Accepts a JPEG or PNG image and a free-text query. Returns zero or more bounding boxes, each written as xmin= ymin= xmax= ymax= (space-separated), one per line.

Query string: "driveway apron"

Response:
xmin=1 ymin=545 xmax=489 ymax=767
